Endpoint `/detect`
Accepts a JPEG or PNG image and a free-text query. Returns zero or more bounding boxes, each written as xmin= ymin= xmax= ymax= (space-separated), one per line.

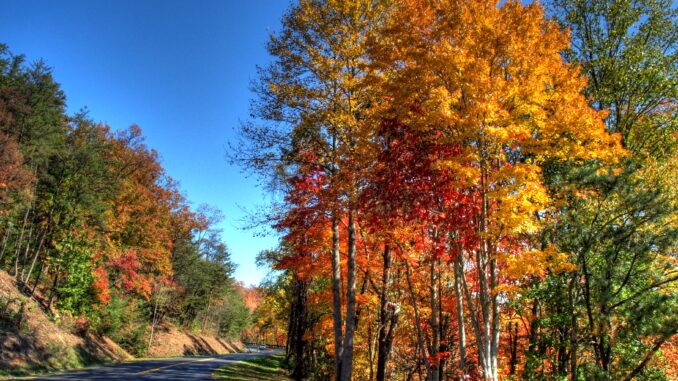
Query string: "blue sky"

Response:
xmin=0 ymin=0 xmax=290 ymax=286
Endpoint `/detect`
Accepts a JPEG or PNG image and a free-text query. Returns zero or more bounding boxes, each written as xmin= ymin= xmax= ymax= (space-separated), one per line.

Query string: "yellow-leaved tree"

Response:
xmin=369 ymin=0 xmax=623 ymax=379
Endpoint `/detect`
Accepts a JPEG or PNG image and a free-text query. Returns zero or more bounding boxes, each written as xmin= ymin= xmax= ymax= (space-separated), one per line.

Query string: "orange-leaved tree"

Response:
xmin=239 ymin=1 xmax=390 ymax=379
xmin=368 ymin=0 xmax=622 ymax=379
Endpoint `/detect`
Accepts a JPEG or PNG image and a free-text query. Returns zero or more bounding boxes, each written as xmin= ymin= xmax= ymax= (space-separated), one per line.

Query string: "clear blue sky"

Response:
xmin=0 ymin=0 xmax=290 ymax=286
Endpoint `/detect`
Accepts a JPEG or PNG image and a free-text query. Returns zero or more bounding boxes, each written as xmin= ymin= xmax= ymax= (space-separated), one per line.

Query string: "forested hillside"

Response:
xmin=0 ymin=43 xmax=251 ymax=367
xmin=235 ymin=0 xmax=677 ymax=380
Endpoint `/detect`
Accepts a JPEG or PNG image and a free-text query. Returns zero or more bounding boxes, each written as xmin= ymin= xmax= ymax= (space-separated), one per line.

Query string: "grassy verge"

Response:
xmin=213 ymin=354 xmax=291 ymax=380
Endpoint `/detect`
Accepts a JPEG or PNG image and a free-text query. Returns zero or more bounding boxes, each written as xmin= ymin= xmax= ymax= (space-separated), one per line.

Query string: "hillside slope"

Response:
xmin=0 ymin=270 xmax=246 ymax=377
xmin=0 ymin=270 xmax=132 ymax=376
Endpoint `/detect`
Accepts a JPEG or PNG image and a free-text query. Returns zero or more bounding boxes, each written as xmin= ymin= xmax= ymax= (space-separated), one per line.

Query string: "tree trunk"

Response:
xmin=47 ymin=270 xmax=59 ymax=311
xmin=474 ymin=160 xmax=499 ymax=381
xmin=475 ymin=162 xmax=497 ymax=381
xmin=404 ymin=257 xmax=433 ymax=380
xmin=438 ymin=263 xmax=447 ymax=381
xmin=18 ymin=221 xmax=35 ymax=281
xmin=368 ymin=321 xmax=374 ymax=381
xmin=31 ymin=263 xmax=46 ymax=295
xmin=454 ymin=255 xmax=467 ymax=375
xmin=460 ymin=262 xmax=487 ymax=379
xmin=430 ymin=254 xmax=440 ymax=381
xmin=12 ymin=207 xmax=31 ymax=277
xmin=148 ymin=297 xmax=160 ymax=351
xmin=23 ymin=226 xmax=47 ymax=285
xmin=0 ymin=227 xmax=11 ymax=263
xmin=340 ymin=209 xmax=357 ymax=381
xmin=290 ymin=277 xmax=310 ymax=380
xmin=377 ymin=245 xmax=399 ymax=381
xmin=331 ymin=215 xmax=343 ymax=380
xmin=570 ymin=311 xmax=578 ymax=379
xmin=623 ymin=335 xmax=671 ymax=381
xmin=508 ymin=321 xmax=518 ymax=376
xmin=489 ymin=255 xmax=500 ymax=381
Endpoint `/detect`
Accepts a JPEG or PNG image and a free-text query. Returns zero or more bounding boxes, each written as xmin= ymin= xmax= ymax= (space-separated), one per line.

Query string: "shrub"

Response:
xmin=0 ymin=296 xmax=27 ymax=332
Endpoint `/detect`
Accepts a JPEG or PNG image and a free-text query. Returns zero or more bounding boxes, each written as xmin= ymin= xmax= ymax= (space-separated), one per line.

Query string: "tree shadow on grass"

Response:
xmin=213 ymin=355 xmax=291 ymax=381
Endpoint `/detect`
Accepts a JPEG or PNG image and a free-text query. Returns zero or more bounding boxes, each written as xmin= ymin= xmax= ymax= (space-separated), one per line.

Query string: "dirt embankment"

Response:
xmin=0 ymin=270 xmax=132 ymax=376
xmin=147 ymin=325 xmax=244 ymax=358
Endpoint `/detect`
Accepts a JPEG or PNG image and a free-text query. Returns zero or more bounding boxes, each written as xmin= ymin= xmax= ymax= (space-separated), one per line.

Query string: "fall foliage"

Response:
xmin=237 ymin=0 xmax=677 ymax=380
xmin=0 ymin=43 xmax=252 ymax=357
xmin=1 ymin=0 xmax=675 ymax=378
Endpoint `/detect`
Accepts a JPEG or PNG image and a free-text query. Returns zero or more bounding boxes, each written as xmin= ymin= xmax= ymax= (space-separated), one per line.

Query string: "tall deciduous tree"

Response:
xmin=370 ymin=0 xmax=621 ymax=379
xmin=237 ymin=1 xmax=388 ymax=379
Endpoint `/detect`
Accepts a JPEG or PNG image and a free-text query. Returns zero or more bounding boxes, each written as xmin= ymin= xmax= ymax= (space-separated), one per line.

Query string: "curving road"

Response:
xmin=22 ymin=349 xmax=282 ymax=380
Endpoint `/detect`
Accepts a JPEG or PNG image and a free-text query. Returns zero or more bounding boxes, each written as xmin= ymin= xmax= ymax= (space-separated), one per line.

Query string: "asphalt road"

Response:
xmin=22 ymin=349 xmax=282 ymax=381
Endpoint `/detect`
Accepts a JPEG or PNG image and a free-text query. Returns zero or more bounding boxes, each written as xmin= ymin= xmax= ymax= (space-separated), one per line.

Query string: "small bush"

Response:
xmin=0 ymin=296 xmax=27 ymax=332
xmin=45 ymin=343 xmax=84 ymax=370
xmin=93 ymin=293 xmax=148 ymax=356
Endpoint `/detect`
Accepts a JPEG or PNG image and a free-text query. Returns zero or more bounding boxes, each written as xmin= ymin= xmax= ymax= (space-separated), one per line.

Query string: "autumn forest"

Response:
xmin=0 ymin=48 xmax=253 ymax=357
xmin=235 ymin=0 xmax=677 ymax=380
xmin=1 ymin=0 xmax=677 ymax=380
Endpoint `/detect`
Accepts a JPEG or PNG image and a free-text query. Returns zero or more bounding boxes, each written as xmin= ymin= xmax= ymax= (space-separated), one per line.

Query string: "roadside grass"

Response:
xmin=213 ymin=354 xmax=291 ymax=380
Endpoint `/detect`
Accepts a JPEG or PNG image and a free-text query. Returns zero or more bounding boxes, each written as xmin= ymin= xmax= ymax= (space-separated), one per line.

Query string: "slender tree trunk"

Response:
xmin=47 ymin=270 xmax=59 ymax=311
xmin=557 ymin=324 xmax=568 ymax=375
xmin=430 ymin=253 xmax=440 ymax=381
xmin=454 ymin=255 xmax=467 ymax=374
xmin=438 ymin=264 xmax=447 ymax=381
xmin=525 ymin=299 xmax=541 ymax=377
xmin=31 ymin=263 xmax=46 ymax=295
xmin=565 ymin=273 xmax=580 ymax=379
xmin=23 ymin=226 xmax=47 ymax=284
xmin=476 ymin=163 xmax=493 ymax=380
xmin=377 ymin=245 xmax=398 ymax=381
xmin=623 ymin=335 xmax=672 ymax=381
xmin=460 ymin=263 xmax=487 ymax=378
xmin=23 ymin=208 xmax=53 ymax=284
xmin=286 ymin=298 xmax=295 ymax=356
xmin=340 ymin=209 xmax=357 ymax=381
xmin=19 ymin=221 xmax=35 ymax=281
xmin=13 ymin=207 xmax=31 ymax=277
xmin=148 ymin=297 xmax=160 ymax=351
xmin=476 ymin=246 xmax=492 ymax=379
xmin=508 ymin=321 xmax=518 ymax=376
xmin=404 ymin=258 xmax=432 ymax=380
xmin=202 ymin=296 xmax=212 ymax=332
xmin=331 ymin=215 xmax=343 ymax=380
xmin=0 ymin=227 xmax=11 ymax=263
xmin=368 ymin=319 xmax=374 ymax=381
xmin=376 ymin=245 xmax=391 ymax=381
xmin=474 ymin=160 xmax=498 ymax=381
xmin=598 ymin=262 xmax=614 ymax=376
xmin=489 ymin=254 xmax=500 ymax=381
xmin=570 ymin=311 xmax=578 ymax=379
